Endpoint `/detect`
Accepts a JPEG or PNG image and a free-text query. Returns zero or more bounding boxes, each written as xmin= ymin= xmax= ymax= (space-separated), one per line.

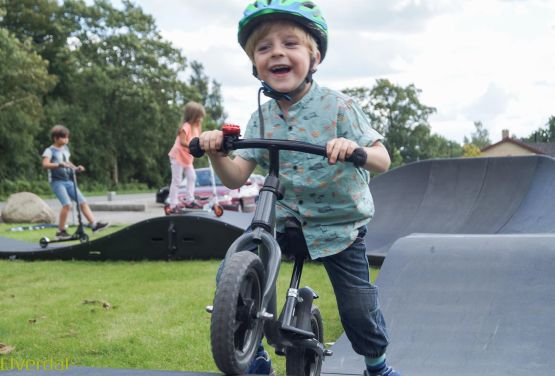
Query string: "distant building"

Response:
xmin=481 ymin=129 xmax=555 ymax=157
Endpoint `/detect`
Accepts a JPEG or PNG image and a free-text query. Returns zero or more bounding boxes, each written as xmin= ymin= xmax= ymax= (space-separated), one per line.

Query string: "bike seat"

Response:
xmin=282 ymin=218 xmax=310 ymax=260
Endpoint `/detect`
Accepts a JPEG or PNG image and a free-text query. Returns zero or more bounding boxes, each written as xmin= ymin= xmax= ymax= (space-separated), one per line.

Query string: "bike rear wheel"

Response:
xmin=285 ymin=305 xmax=324 ymax=376
xmin=211 ymin=251 xmax=265 ymax=375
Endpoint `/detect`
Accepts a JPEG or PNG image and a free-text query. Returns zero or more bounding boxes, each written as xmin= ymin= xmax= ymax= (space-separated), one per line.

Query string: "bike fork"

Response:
xmin=278 ymin=256 xmax=333 ymax=357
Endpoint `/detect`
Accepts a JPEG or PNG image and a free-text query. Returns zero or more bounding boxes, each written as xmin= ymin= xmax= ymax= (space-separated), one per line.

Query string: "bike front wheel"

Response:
xmin=285 ymin=305 xmax=324 ymax=376
xmin=211 ymin=251 xmax=265 ymax=375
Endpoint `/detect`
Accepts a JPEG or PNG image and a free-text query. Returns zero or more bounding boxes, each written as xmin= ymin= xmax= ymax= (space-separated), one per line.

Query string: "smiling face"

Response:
xmin=250 ymin=21 xmax=320 ymax=103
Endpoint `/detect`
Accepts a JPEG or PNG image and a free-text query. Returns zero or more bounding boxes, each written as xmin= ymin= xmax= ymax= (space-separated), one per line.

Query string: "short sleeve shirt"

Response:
xmin=234 ymin=83 xmax=383 ymax=259
xmin=168 ymin=122 xmax=199 ymax=167
xmin=42 ymin=145 xmax=71 ymax=182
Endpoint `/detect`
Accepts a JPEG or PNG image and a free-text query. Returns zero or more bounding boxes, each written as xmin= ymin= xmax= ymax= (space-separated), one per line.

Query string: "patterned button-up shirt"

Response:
xmin=235 ymin=82 xmax=383 ymax=259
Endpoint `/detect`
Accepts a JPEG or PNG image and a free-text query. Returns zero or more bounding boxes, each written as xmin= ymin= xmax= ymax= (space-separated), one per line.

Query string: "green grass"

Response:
xmin=0 ymin=227 xmax=379 ymax=375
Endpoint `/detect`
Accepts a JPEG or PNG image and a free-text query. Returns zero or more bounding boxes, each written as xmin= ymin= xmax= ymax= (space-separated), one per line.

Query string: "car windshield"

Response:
xmin=196 ymin=169 xmax=223 ymax=187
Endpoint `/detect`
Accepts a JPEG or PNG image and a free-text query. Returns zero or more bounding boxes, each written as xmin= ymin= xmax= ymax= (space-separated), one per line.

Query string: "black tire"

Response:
xmin=80 ymin=233 xmax=89 ymax=244
xmin=285 ymin=305 xmax=324 ymax=376
xmin=39 ymin=237 xmax=49 ymax=249
xmin=211 ymin=251 xmax=265 ymax=375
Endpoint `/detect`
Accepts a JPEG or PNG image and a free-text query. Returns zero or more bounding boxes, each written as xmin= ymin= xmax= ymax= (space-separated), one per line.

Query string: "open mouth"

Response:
xmin=270 ymin=65 xmax=291 ymax=74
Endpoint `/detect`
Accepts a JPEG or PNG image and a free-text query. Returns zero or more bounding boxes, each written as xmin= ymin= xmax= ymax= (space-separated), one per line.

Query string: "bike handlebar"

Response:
xmin=189 ymin=137 xmax=368 ymax=167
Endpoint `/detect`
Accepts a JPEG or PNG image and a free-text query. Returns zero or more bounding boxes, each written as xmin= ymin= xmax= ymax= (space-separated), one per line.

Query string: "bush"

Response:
xmin=0 ymin=179 xmax=51 ymax=200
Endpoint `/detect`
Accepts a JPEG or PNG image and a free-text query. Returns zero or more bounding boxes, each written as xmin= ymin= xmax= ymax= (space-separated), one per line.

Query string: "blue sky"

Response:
xmin=113 ymin=0 xmax=555 ymax=144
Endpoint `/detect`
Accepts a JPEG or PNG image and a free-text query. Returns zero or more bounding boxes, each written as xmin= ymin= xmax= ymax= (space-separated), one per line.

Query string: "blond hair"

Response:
xmin=244 ymin=20 xmax=318 ymax=63
xmin=183 ymin=101 xmax=206 ymax=123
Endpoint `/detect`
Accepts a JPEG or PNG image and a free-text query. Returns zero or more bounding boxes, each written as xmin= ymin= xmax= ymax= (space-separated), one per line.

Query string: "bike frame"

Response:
xmin=215 ymin=136 xmax=366 ymax=357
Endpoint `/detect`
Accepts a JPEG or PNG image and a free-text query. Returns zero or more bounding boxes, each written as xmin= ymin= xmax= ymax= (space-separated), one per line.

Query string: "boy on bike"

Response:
xmin=199 ymin=1 xmax=400 ymax=375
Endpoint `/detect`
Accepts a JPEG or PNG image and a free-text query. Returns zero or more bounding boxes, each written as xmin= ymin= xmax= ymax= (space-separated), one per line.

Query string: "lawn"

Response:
xmin=0 ymin=224 xmax=379 ymax=375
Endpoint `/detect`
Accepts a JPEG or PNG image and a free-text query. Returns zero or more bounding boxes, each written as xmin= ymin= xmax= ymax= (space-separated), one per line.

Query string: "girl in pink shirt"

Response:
xmin=168 ymin=101 xmax=205 ymax=211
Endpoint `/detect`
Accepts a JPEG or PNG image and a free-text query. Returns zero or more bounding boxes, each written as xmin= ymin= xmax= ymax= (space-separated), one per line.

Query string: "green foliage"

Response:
xmin=523 ymin=115 xmax=555 ymax=142
xmin=0 ymin=26 xmax=57 ymax=179
xmin=463 ymin=121 xmax=491 ymax=150
xmin=0 ymin=179 xmax=51 ymax=200
xmin=463 ymin=143 xmax=482 ymax=157
xmin=0 ymin=0 xmax=226 ymax=190
xmin=343 ymin=79 xmax=461 ymax=167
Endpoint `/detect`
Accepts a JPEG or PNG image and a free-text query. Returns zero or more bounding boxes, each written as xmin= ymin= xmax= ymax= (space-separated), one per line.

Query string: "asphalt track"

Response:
xmin=365 ymin=155 xmax=555 ymax=265
xmin=0 ymin=211 xmax=251 ymax=260
xmin=322 ymin=234 xmax=555 ymax=375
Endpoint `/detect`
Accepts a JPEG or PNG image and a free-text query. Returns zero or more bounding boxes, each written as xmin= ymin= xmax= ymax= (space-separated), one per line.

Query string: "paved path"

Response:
xmin=1 ymin=192 xmax=165 ymax=226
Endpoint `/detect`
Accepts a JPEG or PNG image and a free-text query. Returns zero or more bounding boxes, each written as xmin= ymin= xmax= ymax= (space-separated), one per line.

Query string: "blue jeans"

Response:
xmin=317 ymin=226 xmax=390 ymax=358
xmin=51 ymin=180 xmax=86 ymax=206
xmin=216 ymin=226 xmax=390 ymax=359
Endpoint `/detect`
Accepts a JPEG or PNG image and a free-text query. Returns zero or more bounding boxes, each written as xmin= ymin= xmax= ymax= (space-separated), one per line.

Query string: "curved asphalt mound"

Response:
xmin=0 ymin=211 xmax=252 ymax=261
xmin=323 ymin=234 xmax=555 ymax=375
xmin=366 ymin=155 xmax=555 ymax=265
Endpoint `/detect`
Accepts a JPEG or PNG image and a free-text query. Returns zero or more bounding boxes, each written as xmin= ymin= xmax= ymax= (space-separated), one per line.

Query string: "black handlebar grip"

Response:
xmin=189 ymin=137 xmax=204 ymax=158
xmin=347 ymin=148 xmax=367 ymax=167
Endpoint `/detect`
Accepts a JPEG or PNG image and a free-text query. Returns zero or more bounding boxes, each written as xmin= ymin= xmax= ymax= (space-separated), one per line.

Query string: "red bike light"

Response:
xmin=222 ymin=124 xmax=241 ymax=136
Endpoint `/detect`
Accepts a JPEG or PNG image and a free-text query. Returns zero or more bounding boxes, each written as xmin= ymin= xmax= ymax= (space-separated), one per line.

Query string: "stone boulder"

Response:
xmin=1 ymin=192 xmax=56 ymax=224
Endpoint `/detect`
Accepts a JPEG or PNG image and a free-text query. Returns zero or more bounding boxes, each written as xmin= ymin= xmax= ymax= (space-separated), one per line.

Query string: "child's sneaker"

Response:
xmin=91 ymin=221 xmax=109 ymax=233
xmin=56 ymin=229 xmax=72 ymax=240
xmin=246 ymin=350 xmax=275 ymax=375
xmin=364 ymin=366 xmax=402 ymax=376
xmin=182 ymin=200 xmax=203 ymax=209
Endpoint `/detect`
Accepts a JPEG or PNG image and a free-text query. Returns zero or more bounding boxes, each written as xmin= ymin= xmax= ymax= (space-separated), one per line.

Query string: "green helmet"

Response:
xmin=238 ymin=0 xmax=329 ymax=61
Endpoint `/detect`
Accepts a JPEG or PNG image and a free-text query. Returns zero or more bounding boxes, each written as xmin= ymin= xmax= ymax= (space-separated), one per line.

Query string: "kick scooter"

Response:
xmin=164 ymin=159 xmax=224 ymax=217
xmin=39 ymin=168 xmax=89 ymax=248
xmin=190 ymin=124 xmax=367 ymax=375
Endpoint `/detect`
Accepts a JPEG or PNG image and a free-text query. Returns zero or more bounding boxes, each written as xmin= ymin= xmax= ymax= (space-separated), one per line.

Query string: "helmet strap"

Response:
xmin=252 ymin=56 xmax=316 ymax=102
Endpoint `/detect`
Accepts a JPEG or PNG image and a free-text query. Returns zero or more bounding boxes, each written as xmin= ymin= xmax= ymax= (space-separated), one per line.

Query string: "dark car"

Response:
xmin=156 ymin=168 xmax=260 ymax=212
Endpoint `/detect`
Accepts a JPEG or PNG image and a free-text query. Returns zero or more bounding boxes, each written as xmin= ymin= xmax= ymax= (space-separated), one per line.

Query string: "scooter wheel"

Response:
xmin=80 ymin=233 xmax=89 ymax=244
xmin=39 ymin=237 xmax=49 ymax=249
xmin=164 ymin=204 xmax=172 ymax=216
xmin=212 ymin=204 xmax=224 ymax=217
xmin=211 ymin=251 xmax=264 ymax=375
xmin=285 ymin=305 xmax=324 ymax=376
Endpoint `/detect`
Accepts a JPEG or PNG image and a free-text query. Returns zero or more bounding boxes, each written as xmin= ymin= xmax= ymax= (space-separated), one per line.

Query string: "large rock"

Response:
xmin=1 ymin=192 xmax=56 ymax=223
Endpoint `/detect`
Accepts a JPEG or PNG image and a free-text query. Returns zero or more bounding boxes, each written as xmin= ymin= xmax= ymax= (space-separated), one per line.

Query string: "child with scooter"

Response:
xmin=166 ymin=101 xmax=206 ymax=214
xmin=42 ymin=125 xmax=109 ymax=240
xmin=197 ymin=1 xmax=401 ymax=375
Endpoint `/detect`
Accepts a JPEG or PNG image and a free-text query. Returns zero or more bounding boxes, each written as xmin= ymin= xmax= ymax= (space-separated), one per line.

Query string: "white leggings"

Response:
xmin=169 ymin=158 xmax=196 ymax=206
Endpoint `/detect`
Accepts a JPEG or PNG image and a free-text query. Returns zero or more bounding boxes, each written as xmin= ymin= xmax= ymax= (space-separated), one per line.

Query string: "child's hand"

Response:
xmin=198 ymin=130 xmax=226 ymax=156
xmin=326 ymin=138 xmax=360 ymax=165
xmin=76 ymin=165 xmax=85 ymax=172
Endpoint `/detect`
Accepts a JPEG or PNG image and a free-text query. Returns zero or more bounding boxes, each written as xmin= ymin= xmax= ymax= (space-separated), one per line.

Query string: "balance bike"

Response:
xmin=190 ymin=124 xmax=367 ymax=375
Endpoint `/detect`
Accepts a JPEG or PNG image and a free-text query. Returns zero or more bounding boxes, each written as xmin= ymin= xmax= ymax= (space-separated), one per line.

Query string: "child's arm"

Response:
xmin=178 ymin=127 xmax=189 ymax=148
xmin=326 ymin=138 xmax=391 ymax=173
xmin=198 ymin=130 xmax=257 ymax=189
xmin=65 ymin=161 xmax=85 ymax=172
xmin=42 ymin=156 xmax=68 ymax=170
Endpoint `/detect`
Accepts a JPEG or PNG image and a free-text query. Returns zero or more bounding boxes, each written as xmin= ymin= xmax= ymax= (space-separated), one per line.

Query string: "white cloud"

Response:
xmin=116 ymin=0 xmax=555 ymax=144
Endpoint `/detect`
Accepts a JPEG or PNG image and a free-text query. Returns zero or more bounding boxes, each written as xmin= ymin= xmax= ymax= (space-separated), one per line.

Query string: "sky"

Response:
xmin=115 ymin=0 xmax=555 ymax=144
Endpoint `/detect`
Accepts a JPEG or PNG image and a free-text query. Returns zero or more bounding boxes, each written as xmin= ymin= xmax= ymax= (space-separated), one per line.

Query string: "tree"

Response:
xmin=343 ymin=79 xmax=439 ymax=166
xmin=188 ymin=60 xmax=227 ymax=126
xmin=524 ymin=116 xmax=555 ymax=142
xmin=0 ymin=0 xmax=226 ymax=191
xmin=463 ymin=121 xmax=491 ymax=150
xmin=463 ymin=143 xmax=481 ymax=157
xmin=0 ymin=27 xmax=57 ymax=179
